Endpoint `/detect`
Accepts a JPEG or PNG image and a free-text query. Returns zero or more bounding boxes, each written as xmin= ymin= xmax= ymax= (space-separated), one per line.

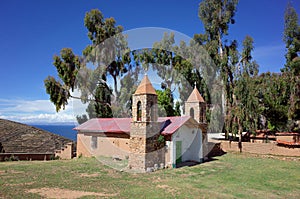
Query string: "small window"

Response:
xmin=91 ymin=136 xmax=97 ymax=149
xmin=190 ymin=108 xmax=194 ymax=119
xmin=137 ymin=101 xmax=142 ymax=121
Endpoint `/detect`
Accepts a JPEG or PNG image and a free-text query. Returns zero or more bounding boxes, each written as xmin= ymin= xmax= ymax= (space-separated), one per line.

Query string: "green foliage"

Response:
xmin=196 ymin=0 xmax=240 ymax=136
xmin=76 ymin=114 xmax=88 ymax=125
xmin=157 ymin=88 xmax=181 ymax=117
xmin=283 ymin=2 xmax=300 ymax=74
xmin=199 ymin=0 xmax=239 ymax=41
xmin=84 ymin=9 xmax=123 ymax=45
xmin=157 ymin=135 xmax=165 ymax=143
xmin=89 ymin=78 xmax=113 ymax=118
xmin=282 ymin=2 xmax=300 ymax=123
xmin=117 ymin=71 xmax=138 ymax=116
xmin=45 ymin=9 xmax=129 ymax=121
xmin=133 ymin=32 xmax=211 ymax=114
xmin=53 ymin=48 xmax=81 ymax=91
xmin=44 ymin=48 xmax=81 ymax=112
xmin=259 ymin=73 xmax=291 ymax=130
xmin=44 ymin=76 xmax=69 ymax=112
xmin=267 ymin=121 xmax=276 ymax=131
xmin=231 ymin=36 xmax=260 ymax=135
xmin=83 ymin=9 xmax=130 ymax=103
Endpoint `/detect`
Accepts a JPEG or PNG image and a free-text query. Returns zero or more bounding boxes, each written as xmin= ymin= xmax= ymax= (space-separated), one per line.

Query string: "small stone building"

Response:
xmin=75 ymin=75 xmax=207 ymax=172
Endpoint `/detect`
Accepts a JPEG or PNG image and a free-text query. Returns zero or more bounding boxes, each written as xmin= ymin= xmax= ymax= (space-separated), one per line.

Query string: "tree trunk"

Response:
xmin=113 ymin=75 xmax=119 ymax=101
xmin=238 ymin=117 xmax=242 ymax=153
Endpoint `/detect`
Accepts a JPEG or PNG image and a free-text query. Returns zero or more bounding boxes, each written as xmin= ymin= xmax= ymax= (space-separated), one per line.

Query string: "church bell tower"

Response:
xmin=129 ymin=75 xmax=165 ymax=172
xmin=185 ymin=84 xmax=206 ymax=123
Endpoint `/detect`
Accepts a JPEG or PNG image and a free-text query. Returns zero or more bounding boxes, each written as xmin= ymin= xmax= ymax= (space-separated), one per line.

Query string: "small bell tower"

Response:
xmin=129 ymin=75 xmax=165 ymax=172
xmin=185 ymin=84 xmax=206 ymax=123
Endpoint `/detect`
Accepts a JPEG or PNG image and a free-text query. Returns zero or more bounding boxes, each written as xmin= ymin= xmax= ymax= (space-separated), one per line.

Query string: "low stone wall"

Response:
xmin=219 ymin=140 xmax=300 ymax=157
xmin=0 ymin=153 xmax=54 ymax=161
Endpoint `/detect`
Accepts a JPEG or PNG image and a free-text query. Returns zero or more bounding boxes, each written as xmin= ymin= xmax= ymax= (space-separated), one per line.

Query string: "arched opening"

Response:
xmin=190 ymin=108 xmax=194 ymax=119
xmin=137 ymin=101 xmax=142 ymax=121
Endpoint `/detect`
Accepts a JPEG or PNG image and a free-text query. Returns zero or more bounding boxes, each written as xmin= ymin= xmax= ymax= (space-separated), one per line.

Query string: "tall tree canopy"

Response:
xmin=282 ymin=2 xmax=300 ymax=124
xmin=45 ymin=9 xmax=128 ymax=123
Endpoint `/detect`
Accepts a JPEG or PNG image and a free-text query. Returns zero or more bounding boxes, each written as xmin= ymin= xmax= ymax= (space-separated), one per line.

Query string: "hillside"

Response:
xmin=0 ymin=118 xmax=74 ymax=153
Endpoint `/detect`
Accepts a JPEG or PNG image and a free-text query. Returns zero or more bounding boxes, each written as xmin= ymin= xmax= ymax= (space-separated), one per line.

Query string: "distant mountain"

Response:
xmin=0 ymin=118 xmax=75 ymax=153
xmin=26 ymin=122 xmax=77 ymax=126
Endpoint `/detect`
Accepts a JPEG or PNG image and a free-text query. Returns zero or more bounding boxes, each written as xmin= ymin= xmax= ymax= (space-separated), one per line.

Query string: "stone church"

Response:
xmin=75 ymin=75 xmax=208 ymax=172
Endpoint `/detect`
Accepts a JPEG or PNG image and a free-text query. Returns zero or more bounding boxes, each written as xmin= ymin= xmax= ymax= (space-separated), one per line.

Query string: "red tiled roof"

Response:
xmin=74 ymin=118 xmax=131 ymax=133
xmin=74 ymin=116 xmax=194 ymax=135
xmin=158 ymin=116 xmax=191 ymax=135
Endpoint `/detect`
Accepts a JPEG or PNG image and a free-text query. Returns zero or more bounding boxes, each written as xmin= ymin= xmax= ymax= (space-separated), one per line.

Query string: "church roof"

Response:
xmin=74 ymin=116 xmax=197 ymax=135
xmin=158 ymin=116 xmax=193 ymax=135
xmin=134 ymin=75 xmax=157 ymax=95
xmin=186 ymin=86 xmax=205 ymax=103
xmin=74 ymin=118 xmax=131 ymax=134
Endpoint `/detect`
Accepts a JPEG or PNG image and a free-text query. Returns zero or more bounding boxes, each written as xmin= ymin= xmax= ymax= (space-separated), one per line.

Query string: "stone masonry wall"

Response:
xmin=132 ymin=94 xmax=158 ymax=122
xmin=129 ymin=121 xmax=165 ymax=172
xmin=185 ymin=102 xmax=206 ymax=123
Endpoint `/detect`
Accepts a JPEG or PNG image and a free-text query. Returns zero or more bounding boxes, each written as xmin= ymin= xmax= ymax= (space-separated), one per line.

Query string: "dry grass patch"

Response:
xmin=79 ymin=173 xmax=99 ymax=177
xmin=156 ymin=184 xmax=179 ymax=196
xmin=27 ymin=188 xmax=118 ymax=199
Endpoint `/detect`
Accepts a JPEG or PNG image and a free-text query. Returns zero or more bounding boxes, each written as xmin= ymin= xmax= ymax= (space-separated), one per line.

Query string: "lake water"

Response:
xmin=32 ymin=125 xmax=77 ymax=141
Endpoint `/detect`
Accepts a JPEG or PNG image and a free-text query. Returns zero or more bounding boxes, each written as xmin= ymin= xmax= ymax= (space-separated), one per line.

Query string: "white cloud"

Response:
xmin=0 ymin=98 xmax=78 ymax=124
xmin=0 ymin=99 xmax=56 ymax=113
xmin=1 ymin=113 xmax=76 ymax=124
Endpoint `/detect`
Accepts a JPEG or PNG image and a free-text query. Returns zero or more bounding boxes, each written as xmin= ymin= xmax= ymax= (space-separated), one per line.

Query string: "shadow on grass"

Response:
xmin=176 ymin=152 xmax=227 ymax=168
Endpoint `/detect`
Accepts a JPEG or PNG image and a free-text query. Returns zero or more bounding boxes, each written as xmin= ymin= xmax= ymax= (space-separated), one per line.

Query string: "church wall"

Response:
xmin=76 ymin=132 xmax=130 ymax=159
xmin=171 ymin=125 xmax=203 ymax=166
xmin=129 ymin=121 xmax=165 ymax=172
xmin=165 ymin=141 xmax=172 ymax=167
xmin=77 ymin=133 xmax=92 ymax=158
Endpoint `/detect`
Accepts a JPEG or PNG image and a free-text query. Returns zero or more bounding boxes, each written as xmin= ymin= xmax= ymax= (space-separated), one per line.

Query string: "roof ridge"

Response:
xmin=134 ymin=75 xmax=157 ymax=95
xmin=186 ymin=87 xmax=205 ymax=102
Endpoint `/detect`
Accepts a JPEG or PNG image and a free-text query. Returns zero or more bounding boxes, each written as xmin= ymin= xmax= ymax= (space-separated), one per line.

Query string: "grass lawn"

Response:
xmin=0 ymin=152 xmax=299 ymax=198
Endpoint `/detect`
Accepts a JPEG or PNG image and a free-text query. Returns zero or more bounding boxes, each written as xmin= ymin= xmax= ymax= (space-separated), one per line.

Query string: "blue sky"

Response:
xmin=0 ymin=0 xmax=299 ymax=124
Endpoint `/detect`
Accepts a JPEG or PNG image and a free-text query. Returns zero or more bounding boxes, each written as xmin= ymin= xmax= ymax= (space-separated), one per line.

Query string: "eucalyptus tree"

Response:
xmin=282 ymin=2 xmax=300 ymax=125
xmin=196 ymin=0 xmax=239 ymax=137
xmin=254 ymin=72 xmax=291 ymax=131
xmin=45 ymin=9 xmax=129 ymax=123
xmin=132 ymin=32 xmax=211 ymax=116
xmin=233 ymin=36 xmax=259 ymax=146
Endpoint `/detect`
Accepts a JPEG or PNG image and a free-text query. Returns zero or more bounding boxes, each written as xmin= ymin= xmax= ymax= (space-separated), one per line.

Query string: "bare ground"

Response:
xmin=27 ymin=188 xmax=118 ymax=199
